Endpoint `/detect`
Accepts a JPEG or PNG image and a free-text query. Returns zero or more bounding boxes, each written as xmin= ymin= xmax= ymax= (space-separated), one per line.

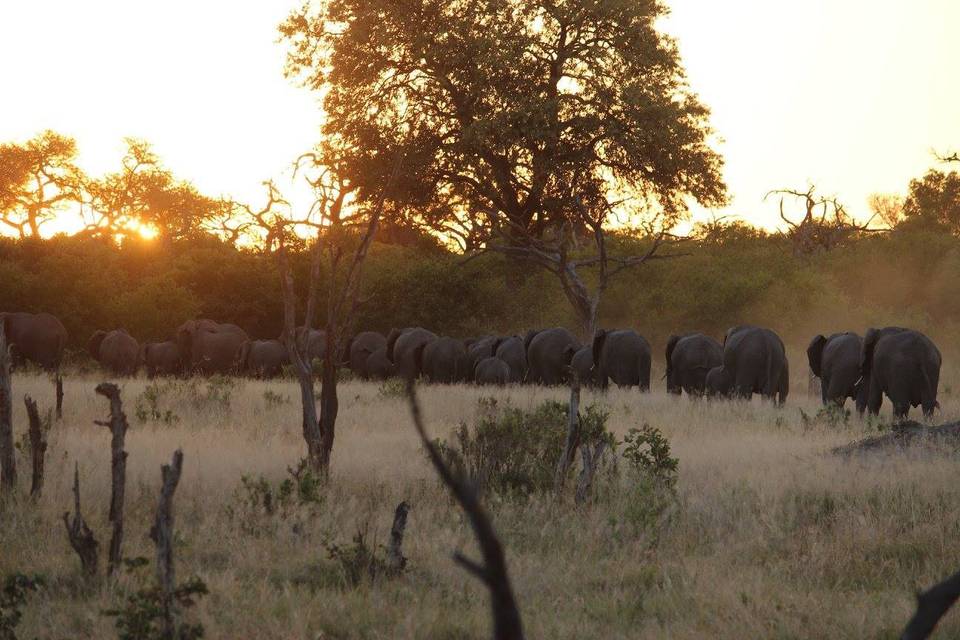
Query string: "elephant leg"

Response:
xmin=892 ymin=399 xmax=910 ymax=420
xmin=867 ymin=376 xmax=883 ymax=416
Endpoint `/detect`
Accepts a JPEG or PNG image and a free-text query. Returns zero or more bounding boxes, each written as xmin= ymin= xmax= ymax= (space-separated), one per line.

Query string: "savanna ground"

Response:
xmin=3 ymin=357 xmax=960 ymax=639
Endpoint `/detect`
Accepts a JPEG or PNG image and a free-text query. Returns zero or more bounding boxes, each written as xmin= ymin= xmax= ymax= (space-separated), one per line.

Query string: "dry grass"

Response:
xmin=2 ymin=364 xmax=960 ymax=639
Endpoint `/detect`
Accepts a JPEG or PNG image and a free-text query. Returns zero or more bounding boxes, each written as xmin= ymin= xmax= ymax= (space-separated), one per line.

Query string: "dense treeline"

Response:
xmin=3 ymin=213 xmax=960 ymax=360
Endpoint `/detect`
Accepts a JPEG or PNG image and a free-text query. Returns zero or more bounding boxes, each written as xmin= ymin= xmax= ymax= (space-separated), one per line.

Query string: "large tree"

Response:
xmin=281 ymin=0 xmax=726 ymax=337
xmin=0 ymin=131 xmax=84 ymax=238
xmin=902 ymin=169 xmax=960 ymax=231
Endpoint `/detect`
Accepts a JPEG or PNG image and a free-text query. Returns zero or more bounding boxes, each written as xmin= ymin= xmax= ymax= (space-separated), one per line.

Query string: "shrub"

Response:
xmin=323 ymin=526 xmax=405 ymax=588
xmin=227 ymin=462 xmax=325 ymax=536
xmin=799 ymin=404 xmax=851 ymax=429
xmin=0 ymin=573 xmax=43 ymax=640
xmin=618 ymin=424 xmax=680 ymax=542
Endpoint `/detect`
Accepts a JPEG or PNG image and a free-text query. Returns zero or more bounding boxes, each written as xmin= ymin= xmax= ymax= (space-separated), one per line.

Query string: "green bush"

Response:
xmin=0 ymin=573 xmax=43 ymax=640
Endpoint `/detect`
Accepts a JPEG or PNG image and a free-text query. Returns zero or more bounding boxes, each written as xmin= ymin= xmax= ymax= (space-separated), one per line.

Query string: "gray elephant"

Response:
xmin=706 ymin=325 xmax=789 ymax=404
xmin=176 ymin=319 xmax=249 ymax=374
xmin=525 ymin=328 xmax=580 ymax=385
xmin=462 ymin=336 xmax=499 ymax=381
xmin=237 ymin=339 xmax=288 ymax=378
xmin=88 ymin=329 xmax=139 ymax=376
xmin=346 ymin=331 xmax=387 ymax=379
xmin=292 ymin=327 xmax=327 ymax=364
xmin=592 ymin=329 xmax=651 ymax=390
xmin=807 ymin=332 xmax=867 ymax=413
xmin=666 ymin=333 xmax=722 ymax=396
xmin=494 ymin=336 xmax=527 ymax=383
xmin=418 ymin=336 xmax=468 ymax=384
xmin=364 ymin=346 xmax=396 ymax=380
xmin=386 ymin=327 xmax=438 ymax=380
xmin=474 ymin=356 xmax=511 ymax=385
xmin=569 ymin=345 xmax=597 ymax=387
xmin=0 ymin=311 xmax=68 ymax=370
xmin=139 ymin=341 xmax=182 ymax=378
xmin=860 ymin=327 xmax=941 ymax=419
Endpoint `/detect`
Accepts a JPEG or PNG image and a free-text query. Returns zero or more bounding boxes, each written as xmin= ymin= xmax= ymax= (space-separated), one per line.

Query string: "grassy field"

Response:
xmin=2 ymin=362 xmax=960 ymax=639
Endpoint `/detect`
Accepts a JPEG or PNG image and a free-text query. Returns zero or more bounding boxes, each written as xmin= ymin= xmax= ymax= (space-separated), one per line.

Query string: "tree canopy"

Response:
xmin=280 ymin=0 xmax=727 ymax=335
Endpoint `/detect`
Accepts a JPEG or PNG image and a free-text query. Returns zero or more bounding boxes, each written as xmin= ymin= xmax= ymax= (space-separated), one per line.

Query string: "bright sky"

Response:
xmin=1 ymin=1 xmax=958 ymax=232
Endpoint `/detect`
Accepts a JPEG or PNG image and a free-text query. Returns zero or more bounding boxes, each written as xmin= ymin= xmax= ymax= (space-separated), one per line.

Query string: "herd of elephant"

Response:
xmin=0 ymin=311 xmax=944 ymax=420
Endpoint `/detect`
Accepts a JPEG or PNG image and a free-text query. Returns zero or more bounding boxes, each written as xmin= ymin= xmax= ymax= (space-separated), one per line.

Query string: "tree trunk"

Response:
xmin=24 ymin=396 xmax=47 ymax=499
xmin=555 ymin=369 xmax=581 ymax=492
xmin=0 ymin=324 xmax=15 ymax=495
xmin=94 ymin=383 xmax=129 ymax=578
xmin=55 ymin=375 xmax=63 ymax=420
xmin=63 ymin=462 xmax=99 ymax=577
xmin=150 ymin=449 xmax=184 ymax=640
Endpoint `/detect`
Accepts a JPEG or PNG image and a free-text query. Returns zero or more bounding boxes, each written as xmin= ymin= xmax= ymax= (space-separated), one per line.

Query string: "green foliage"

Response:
xmin=262 ymin=389 xmax=289 ymax=408
xmin=135 ymin=378 xmax=237 ymax=424
xmin=376 ymin=378 xmax=406 ymax=399
xmin=135 ymin=383 xmax=181 ymax=425
xmin=0 ymin=573 xmax=43 ymax=640
xmin=228 ymin=462 xmax=325 ymax=536
xmin=799 ymin=404 xmax=851 ymax=429
xmin=434 ymin=398 xmax=614 ymax=498
xmin=621 ymin=424 xmax=679 ymax=489
xmin=323 ymin=526 xmax=405 ymax=588
xmin=103 ymin=561 xmax=208 ymax=640
xmin=617 ymin=425 xmax=680 ymax=542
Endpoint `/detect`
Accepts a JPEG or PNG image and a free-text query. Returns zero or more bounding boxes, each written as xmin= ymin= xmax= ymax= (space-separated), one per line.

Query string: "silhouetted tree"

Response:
xmin=767 ymin=186 xmax=877 ymax=256
xmin=0 ymin=131 xmax=84 ymax=238
xmin=902 ymin=169 xmax=960 ymax=231
xmin=280 ymin=0 xmax=727 ymax=338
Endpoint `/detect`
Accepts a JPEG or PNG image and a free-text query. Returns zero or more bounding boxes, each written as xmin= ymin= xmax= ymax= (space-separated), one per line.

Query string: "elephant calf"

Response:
xmin=89 ymin=329 xmax=140 ymax=376
xmin=592 ymin=329 xmax=651 ymax=390
xmin=807 ymin=332 xmax=866 ymax=413
xmin=474 ymin=356 xmax=511 ymax=386
xmin=860 ymin=327 xmax=941 ymax=419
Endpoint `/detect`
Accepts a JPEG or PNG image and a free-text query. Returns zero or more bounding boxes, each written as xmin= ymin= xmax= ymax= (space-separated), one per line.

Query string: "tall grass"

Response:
xmin=1 ymin=366 xmax=958 ymax=639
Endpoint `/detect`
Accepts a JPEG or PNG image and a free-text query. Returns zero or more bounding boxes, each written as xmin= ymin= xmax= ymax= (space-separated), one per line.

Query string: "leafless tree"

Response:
xmin=767 ymin=186 xmax=879 ymax=256
xmin=94 ymin=383 xmax=129 ymax=577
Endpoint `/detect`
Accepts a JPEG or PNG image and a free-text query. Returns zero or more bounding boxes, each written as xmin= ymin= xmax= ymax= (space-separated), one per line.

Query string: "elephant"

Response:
xmin=525 ymin=328 xmax=580 ymax=385
xmin=88 ymin=329 xmax=139 ymax=376
xmin=418 ymin=336 xmax=468 ymax=383
xmin=807 ymin=332 xmax=867 ymax=413
xmin=474 ymin=356 xmax=511 ymax=385
xmin=706 ymin=325 xmax=789 ymax=404
xmin=666 ymin=333 xmax=723 ymax=396
xmin=139 ymin=341 xmax=182 ymax=378
xmin=494 ymin=336 xmax=527 ymax=383
xmin=386 ymin=327 xmax=438 ymax=380
xmin=364 ymin=346 xmax=396 ymax=380
xmin=345 ymin=331 xmax=387 ymax=378
xmin=295 ymin=327 xmax=327 ymax=364
xmin=0 ymin=311 xmax=68 ymax=370
xmin=176 ymin=319 xmax=249 ymax=374
xmin=462 ymin=336 xmax=499 ymax=381
xmin=860 ymin=327 xmax=941 ymax=419
xmin=592 ymin=329 xmax=651 ymax=390
xmin=569 ymin=345 xmax=597 ymax=387
xmin=237 ymin=339 xmax=288 ymax=378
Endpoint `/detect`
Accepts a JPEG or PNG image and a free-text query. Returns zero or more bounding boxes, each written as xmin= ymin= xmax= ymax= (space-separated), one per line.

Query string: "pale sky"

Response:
xmin=1 ymin=1 xmax=958 ymax=232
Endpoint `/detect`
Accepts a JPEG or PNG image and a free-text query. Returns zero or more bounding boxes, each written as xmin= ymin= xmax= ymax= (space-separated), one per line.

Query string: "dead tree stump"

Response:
xmin=63 ymin=462 xmax=100 ymax=577
xmin=150 ymin=449 xmax=184 ymax=640
xmin=555 ymin=368 xmax=581 ymax=492
xmin=55 ymin=375 xmax=64 ymax=420
xmin=24 ymin=396 xmax=48 ymax=499
xmin=0 ymin=324 xmax=15 ymax=495
xmin=94 ymin=382 xmax=129 ymax=577
xmin=386 ymin=500 xmax=410 ymax=575
xmin=575 ymin=439 xmax=608 ymax=505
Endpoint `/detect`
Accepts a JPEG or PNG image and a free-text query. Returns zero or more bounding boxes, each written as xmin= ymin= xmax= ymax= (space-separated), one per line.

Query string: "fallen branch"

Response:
xmin=150 ymin=449 xmax=184 ymax=640
xmin=833 ymin=421 xmax=960 ymax=456
xmin=24 ymin=396 xmax=48 ymax=499
xmin=63 ymin=462 xmax=99 ymax=577
xmin=94 ymin=382 xmax=129 ymax=577
xmin=386 ymin=500 xmax=410 ymax=575
xmin=405 ymin=380 xmax=525 ymax=640
xmin=901 ymin=569 xmax=960 ymax=640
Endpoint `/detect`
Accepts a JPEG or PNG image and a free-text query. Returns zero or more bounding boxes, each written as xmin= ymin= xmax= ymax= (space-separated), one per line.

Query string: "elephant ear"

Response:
xmin=591 ymin=329 xmax=608 ymax=366
xmin=860 ymin=328 xmax=880 ymax=375
xmin=490 ymin=336 xmax=505 ymax=357
xmin=562 ymin=344 xmax=578 ymax=366
xmin=806 ymin=335 xmax=827 ymax=378
xmin=385 ymin=328 xmax=403 ymax=362
xmin=87 ymin=330 xmax=107 ymax=361
xmin=665 ymin=335 xmax=681 ymax=375
xmin=523 ymin=329 xmax=540 ymax=353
